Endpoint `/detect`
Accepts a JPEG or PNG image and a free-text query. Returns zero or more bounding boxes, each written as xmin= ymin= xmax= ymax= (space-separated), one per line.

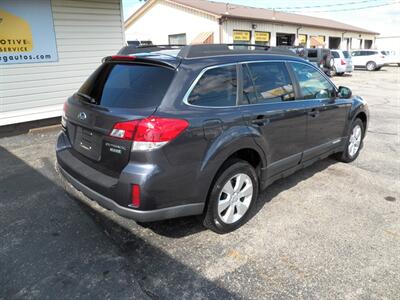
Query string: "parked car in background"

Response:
xmin=351 ymin=50 xmax=385 ymax=71
xmin=330 ymin=50 xmax=353 ymax=76
xmin=56 ymin=44 xmax=369 ymax=234
xmin=380 ymin=50 xmax=400 ymax=66
xmin=300 ymin=48 xmax=334 ymax=76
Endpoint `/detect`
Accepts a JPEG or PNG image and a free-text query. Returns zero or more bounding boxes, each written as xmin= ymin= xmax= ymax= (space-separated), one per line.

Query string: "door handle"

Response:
xmin=251 ymin=116 xmax=270 ymax=126
xmin=308 ymin=109 xmax=320 ymax=118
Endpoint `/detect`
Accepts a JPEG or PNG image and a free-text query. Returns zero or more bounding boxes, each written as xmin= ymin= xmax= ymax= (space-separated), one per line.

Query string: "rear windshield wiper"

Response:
xmin=76 ymin=92 xmax=97 ymax=104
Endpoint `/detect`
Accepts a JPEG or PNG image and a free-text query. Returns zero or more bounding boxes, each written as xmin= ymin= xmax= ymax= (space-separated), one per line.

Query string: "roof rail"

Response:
xmin=117 ymin=44 xmax=186 ymax=55
xmin=177 ymin=44 xmax=298 ymax=58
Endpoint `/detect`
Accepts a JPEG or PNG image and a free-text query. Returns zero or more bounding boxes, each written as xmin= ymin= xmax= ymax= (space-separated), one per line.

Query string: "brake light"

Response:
xmin=341 ymin=59 xmax=346 ymax=65
xmin=111 ymin=55 xmax=136 ymax=60
xmin=131 ymin=184 xmax=140 ymax=208
xmin=110 ymin=117 xmax=189 ymax=151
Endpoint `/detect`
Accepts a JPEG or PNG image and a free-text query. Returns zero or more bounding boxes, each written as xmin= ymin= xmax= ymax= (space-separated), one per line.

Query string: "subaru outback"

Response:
xmin=56 ymin=44 xmax=369 ymax=233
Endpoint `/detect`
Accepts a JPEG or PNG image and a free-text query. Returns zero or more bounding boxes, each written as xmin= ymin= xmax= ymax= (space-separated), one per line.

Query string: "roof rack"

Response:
xmin=177 ymin=44 xmax=298 ymax=58
xmin=117 ymin=43 xmax=299 ymax=58
xmin=117 ymin=44 xmax=185 ymax=55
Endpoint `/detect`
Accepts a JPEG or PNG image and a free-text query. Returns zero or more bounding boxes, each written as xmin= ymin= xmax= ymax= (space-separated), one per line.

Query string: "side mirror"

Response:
xmin=338 ymin=86 xmax=352 ymax=99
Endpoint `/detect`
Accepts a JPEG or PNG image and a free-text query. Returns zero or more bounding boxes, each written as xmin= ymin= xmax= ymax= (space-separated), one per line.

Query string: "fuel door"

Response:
xmin=203 ymin=119 xmax=223 ymax=140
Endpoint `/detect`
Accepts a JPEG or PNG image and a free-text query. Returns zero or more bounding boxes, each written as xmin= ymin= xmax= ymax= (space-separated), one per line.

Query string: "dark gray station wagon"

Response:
xmin=57 ymin=44 xmax=369 ymax=233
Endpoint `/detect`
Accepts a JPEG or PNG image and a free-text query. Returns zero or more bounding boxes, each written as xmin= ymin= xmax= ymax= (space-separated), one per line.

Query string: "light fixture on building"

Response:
xmin=252 ymin=24 xmax=257 ymax=29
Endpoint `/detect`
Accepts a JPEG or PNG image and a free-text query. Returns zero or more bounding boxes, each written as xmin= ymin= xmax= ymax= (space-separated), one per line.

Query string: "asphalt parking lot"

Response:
xmin=1 ymin=67 xmax=399 ymax=299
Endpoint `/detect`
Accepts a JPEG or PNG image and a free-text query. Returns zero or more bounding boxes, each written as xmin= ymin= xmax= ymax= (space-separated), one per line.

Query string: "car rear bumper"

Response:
xmin=345 ymin=65 xmax=354 ymax=72
xmin=56 ymin=131 xmax=205 ymax=222
xmin=58 ymin=163 xmax=204 ymax=222
xmin=335 ymin=64 xmax=353 ymax=73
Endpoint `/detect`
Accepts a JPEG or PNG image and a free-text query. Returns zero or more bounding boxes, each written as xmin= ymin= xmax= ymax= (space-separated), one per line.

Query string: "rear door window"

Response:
xmin=246 ymin=62 xmax=295 ymax=103
xmin=307 ymin=50 xmax=318 ymax=58
xmin=78 ymin=63 xmax=175 ymax=109
xmin=187 ymin=65 xmax=237 ymax=107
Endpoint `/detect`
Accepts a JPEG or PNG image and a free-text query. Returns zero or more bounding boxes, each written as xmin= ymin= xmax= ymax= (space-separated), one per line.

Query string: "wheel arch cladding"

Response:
xmin=202 ymin=147 xmax=263 ymax=213
xmin=355 ymin=111 xmax=367 ymax=132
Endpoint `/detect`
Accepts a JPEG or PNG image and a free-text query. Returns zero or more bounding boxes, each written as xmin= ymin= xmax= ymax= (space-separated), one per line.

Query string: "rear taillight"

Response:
xmin=131 ymin=184 xmax=140 ymax=208
xmin=110 ymin=120 xmax=140 ymax=140
xmin=110 ymin=117 xmax=189 ymax=151
xmin=341 ymin=59 xmax=346 ymax=65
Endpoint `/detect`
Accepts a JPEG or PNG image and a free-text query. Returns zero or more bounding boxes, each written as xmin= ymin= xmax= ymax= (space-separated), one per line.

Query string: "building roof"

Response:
xmin=125 ymin=0 xmax=379 ymax=35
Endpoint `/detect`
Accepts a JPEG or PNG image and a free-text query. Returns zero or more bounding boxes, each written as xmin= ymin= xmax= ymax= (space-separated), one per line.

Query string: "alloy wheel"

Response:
xmin=366 ymin=62 xmax=375 ymax=71
xmin=348 ymin=124 xmax=362 ymax=157
xmin=217 ymin=173 xmax=253 ymax=224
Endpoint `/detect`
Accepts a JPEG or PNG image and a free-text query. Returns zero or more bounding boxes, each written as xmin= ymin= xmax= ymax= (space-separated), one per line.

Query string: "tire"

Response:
xmin=366 ymin=61 xmax=376 ymax=71
xmin=374 ymin=67 xmax=382 ymax=71
xmin=337 ymin=72 xmax=345 ymax=76
xmin=203 ymin=159 xmax=259 ymax=234
xmin=330 ymin=67 xmax=337 ymax=77
xmin=329 ymin=57 xmax=334 ymax=68
xmin=324 ymin=56 xmax=334 ymax=69
xmin=335 ymin=118 xmax=365 ymax=163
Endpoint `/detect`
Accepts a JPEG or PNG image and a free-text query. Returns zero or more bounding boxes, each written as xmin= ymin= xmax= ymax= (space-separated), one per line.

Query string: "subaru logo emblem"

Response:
xmin=78 ymin=112 xmax=87 ymax=121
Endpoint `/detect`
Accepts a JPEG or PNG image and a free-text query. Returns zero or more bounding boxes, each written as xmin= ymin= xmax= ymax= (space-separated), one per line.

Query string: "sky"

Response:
xmin=122 ymin=0 xmax=400 ymax=37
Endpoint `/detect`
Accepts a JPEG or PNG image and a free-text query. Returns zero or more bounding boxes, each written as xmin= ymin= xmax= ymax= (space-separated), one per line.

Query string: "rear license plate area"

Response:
xmin=73 ymin=127 xmax=102 ymax=161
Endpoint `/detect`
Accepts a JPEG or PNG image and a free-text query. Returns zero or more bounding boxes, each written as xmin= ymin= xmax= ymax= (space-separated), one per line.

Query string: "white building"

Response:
xmin=375 ymin=36 xmax=400 ymax=52
xmin=0 ymin=0 xmax=125 ymax=126
xmin=125 ymin=0 xmax=378 ymax=50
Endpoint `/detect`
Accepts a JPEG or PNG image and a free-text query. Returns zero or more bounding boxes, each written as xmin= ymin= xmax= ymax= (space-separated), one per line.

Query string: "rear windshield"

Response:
xmin=343 ymin=51 xmax=350 ymax=58
xmin=78 ymin=63 xmax=175 ymax=109
xmin=307 ymin=50 xmax=318 ymax=58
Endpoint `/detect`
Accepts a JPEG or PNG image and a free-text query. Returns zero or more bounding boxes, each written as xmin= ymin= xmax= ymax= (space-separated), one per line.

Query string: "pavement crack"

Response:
xmin=367 ymin=130 xmax=398 ymax=136
xmin=138 ymin=282 xmax=160 ymax=300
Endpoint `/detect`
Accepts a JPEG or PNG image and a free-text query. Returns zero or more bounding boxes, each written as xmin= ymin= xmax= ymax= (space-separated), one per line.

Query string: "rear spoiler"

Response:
xmin=118 ymin=44 xmax=185 ymax=55
xmin=102 ymin=55 xmax=179 ymax=69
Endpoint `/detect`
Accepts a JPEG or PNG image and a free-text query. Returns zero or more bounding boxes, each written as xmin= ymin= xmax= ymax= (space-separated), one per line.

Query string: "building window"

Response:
xmin=254 ymin=31 xmax=270 ymax=46
xmin=276 ymin=33 xmax=296 ymax=46
xmin=168 ymin=33 xmax=186 ymax=45
xmin=310 ymin=35 xmax=325 ymax=48
xmin=233 ymin=30 xmax=251 ymax=49
xmin=364 ymin=39 xmax=373 ymax=49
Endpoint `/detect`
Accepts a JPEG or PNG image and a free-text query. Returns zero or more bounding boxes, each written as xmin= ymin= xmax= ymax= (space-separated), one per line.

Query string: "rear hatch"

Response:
xmin=343 ymin=50 xmax=352 ymax=66
xmin=63 ymin=59 xmax=176 ymax=176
